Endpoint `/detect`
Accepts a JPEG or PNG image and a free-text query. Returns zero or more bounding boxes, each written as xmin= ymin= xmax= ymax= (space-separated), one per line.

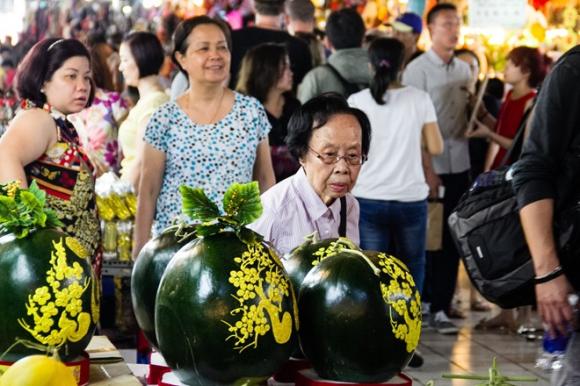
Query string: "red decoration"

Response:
xmin=531 ymin=0 xmax=550 ymax=10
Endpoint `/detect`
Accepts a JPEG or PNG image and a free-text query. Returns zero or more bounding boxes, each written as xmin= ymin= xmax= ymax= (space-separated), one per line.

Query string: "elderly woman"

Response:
xmin=250 ymin=93 xmax=371 ymax=255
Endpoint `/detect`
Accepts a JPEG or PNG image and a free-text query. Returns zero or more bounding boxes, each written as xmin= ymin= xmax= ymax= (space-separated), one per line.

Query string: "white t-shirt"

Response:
xmin=348 ymin=86 xmax=437 ymax=202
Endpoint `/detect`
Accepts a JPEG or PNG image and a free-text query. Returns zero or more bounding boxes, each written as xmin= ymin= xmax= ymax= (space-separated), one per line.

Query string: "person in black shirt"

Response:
xmin=512 ymin=44 xmax=580 ymax=386
xmin=285 ymin=0 xmax=326 ymax=67
xmin=237 ymin=43 xmax=301 ymax=181
xmin=229 ymin=0 xmax=312 ymax=90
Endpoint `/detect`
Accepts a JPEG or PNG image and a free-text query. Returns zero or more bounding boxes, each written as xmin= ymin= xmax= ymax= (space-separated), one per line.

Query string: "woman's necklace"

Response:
xmin=207 ymin=88 xmax=225 ymax=125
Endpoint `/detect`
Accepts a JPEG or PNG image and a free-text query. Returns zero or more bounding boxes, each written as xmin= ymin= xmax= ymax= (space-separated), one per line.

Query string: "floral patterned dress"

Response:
xmin=23 ymin=102 xmax=101 ymax=273
xmin=68 ymin=88 xmax=128 ymax=174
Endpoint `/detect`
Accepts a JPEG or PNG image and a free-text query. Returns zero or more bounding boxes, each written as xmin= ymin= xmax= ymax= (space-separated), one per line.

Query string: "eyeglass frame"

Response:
xmin=307 ymin=146 xmax=367 ymax=166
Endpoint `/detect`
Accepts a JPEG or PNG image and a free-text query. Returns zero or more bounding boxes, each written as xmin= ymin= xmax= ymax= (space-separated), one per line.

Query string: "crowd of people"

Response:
xmin=0 ymin=0 xmax=578 ymax=384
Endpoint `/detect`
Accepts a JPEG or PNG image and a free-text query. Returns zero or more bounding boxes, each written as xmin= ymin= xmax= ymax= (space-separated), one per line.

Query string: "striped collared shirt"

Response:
xmin=248 ymin=167 xmax=360 ymax=256
xmin=402 ymin=49 xmax=473 ymax=175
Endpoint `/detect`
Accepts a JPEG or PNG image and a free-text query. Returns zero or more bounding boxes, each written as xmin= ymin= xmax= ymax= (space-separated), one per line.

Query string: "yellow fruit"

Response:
xmin=0 ymin=355 xmax=76 ymax=386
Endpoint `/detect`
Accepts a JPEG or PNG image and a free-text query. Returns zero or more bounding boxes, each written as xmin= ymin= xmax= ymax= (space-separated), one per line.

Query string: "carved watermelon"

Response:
xmin=298 ymin=249 xmax=421 ymax=383
xmin=131 ymin=226 xmax=197 ymax=349
xmin=0 ymin=229 xmax=98 ymax=361
xmin=153 ymin=182 xmax=298 ymax=385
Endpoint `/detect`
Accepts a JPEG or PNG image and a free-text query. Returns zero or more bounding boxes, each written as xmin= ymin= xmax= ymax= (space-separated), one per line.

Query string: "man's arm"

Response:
xmin=520 ymin=199 xmax=573 ymax=336
xmin=514 ymin=47 xmax=580 ymax=336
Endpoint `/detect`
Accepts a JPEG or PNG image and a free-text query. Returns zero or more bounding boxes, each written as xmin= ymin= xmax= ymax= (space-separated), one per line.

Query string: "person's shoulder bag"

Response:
xmin=448 ymin=107 xmax=580 ymax=309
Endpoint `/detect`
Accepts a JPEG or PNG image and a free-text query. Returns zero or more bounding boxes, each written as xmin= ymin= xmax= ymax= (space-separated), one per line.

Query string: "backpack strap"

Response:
xmin=499 ymin=101 xmax=535 ymax=167
xmin=324 ymin=63 xmax=360 ymax=97
xmin=339 ymin=196 xmax=347 ymax=237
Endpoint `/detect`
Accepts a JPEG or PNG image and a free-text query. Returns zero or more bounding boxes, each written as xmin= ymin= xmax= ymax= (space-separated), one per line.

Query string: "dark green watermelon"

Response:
xmin=155 ymin=231 xmax=298 ymax=386
xmin=283 ymin=236 xmax=359 ymax=295
xmin=298 ymin=249 xmax=421 ymax=383
xmin=131 ymin=226 xmax=197 ymax=349
xmin=0 ymin=229 xmax=98 ymax=361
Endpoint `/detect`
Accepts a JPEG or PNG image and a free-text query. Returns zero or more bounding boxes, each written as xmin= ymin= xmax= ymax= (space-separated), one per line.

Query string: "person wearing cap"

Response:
xmin=391 ymin=12 xmax=424 ymax=66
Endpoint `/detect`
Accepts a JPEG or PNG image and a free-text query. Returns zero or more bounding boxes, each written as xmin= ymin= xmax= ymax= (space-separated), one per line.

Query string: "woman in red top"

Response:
xmin=467 ymin=46 xmax=547 ymax=332
xmin=467 ymin=46 xmax=547 ymax=171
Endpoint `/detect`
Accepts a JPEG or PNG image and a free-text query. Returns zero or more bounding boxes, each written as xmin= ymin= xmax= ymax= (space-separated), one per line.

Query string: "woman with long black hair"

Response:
xmin=348 ymin=37 xmax=443 ymax=294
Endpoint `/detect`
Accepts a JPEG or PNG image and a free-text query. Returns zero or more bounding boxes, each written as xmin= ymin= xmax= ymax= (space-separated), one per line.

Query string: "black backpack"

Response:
xmin=324 ymin=63 xmax=365 ymax=98
xmin=448 ymin=109 xmax=580 ymax=309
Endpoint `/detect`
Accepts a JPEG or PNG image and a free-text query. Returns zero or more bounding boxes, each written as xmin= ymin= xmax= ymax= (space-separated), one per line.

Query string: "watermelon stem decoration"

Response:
xmin=341 ymin=248 xmax=381 ymax=277
xmin=0 ymin=180 xmax=63 ymax=238
xmin=179 ymin=182 xmax=263 ymax=244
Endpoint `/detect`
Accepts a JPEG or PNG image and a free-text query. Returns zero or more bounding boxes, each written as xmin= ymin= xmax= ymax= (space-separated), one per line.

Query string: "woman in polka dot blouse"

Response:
xmin=132 ymin=16 xmax=275 ymax=257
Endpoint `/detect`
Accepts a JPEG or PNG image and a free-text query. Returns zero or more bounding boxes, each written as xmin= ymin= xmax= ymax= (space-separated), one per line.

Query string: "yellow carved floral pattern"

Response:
xmin=91 ymin=272 xmax=100 ymax=324
xmin=4 ymin=181 xmax=19 ymax=198
xmin=311 ymin=240 xmax=348 ymax=266
xmin=65 ymin=237 xmax=89 ymax=260
xmin=377 ymin=252 xmax=421 ymax=353
xmin=223 ymin=242 xmax=293 ymax=353
xmin=17 ymin=238 xmax=92 ymax=347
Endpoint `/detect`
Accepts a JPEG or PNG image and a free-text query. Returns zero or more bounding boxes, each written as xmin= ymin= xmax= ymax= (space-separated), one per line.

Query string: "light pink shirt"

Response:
xmin=249 ymin=167 xmax=360 ymax=256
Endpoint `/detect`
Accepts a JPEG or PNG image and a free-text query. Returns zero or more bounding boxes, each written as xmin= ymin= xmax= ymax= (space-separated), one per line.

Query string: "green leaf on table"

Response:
xmin=222 ymin=182 xmax=263 ymax=226
xmin=180 ymin=186 xmax=220 ymax=222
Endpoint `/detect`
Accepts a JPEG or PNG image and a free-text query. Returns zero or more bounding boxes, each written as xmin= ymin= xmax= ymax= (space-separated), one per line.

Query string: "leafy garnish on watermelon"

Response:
xmin=180 ymin=182 xmax=263 ymax=244
xmin=0 ymin=180 xmax=63 ymax=238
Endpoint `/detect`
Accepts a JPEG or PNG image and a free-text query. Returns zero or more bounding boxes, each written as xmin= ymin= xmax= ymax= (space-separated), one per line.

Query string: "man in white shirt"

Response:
xmin=402 ymin=3 xmax=472 ymax=335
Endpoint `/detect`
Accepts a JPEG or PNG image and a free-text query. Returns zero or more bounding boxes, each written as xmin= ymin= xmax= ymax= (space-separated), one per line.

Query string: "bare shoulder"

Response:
xmin=7 ymin=108 xmax=56 ymax=140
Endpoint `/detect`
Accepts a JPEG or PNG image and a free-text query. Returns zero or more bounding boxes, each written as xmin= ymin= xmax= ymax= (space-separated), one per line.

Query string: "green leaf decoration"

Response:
xmin=222 ymin=182 xmax=263 ymax=226
xmin=44 ymin=209 xmax=63 ymax=229
xmin=27 ymin=180 xmax=47 ymax=203
xmin=0 ymin=180 xmax=63 ymax=238
xmin=178 ymin=182 xmax=264 ymax=242
xmin=180 ymin=186 xmax=221 ymax=222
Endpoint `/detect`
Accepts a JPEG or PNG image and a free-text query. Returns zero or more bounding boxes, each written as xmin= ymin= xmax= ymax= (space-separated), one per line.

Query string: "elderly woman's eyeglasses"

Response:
xmin=308 ymin=147 xmax=366 ymax=166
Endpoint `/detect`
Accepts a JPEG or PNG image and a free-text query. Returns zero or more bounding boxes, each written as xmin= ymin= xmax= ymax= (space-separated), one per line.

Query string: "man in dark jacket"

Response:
xmin=512 ymin=44 xmax=580 ymax=386
xmin=229 ymin=0 xmax=312 ymax=90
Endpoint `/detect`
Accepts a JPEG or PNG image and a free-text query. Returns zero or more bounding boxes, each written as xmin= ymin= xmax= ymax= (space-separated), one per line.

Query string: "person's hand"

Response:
xmin=466 ymin=120 xmax=492 ymax=139
xmin=463 ymin=87 xmax=488 ymax=119
xmin=425 ymin=168 xmax=442 ymax=199
xmin=536 ymin=274 xmax=574 ymax=337
xmin=85 ymin=152 xmax=108 ymax=178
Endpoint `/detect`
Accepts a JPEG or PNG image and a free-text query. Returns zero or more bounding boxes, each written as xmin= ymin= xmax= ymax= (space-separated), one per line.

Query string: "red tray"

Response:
xmin=273 ymin=357 xmax=312 ymax=383
xmin=295 ymin=369 xmax=412 ymax=386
